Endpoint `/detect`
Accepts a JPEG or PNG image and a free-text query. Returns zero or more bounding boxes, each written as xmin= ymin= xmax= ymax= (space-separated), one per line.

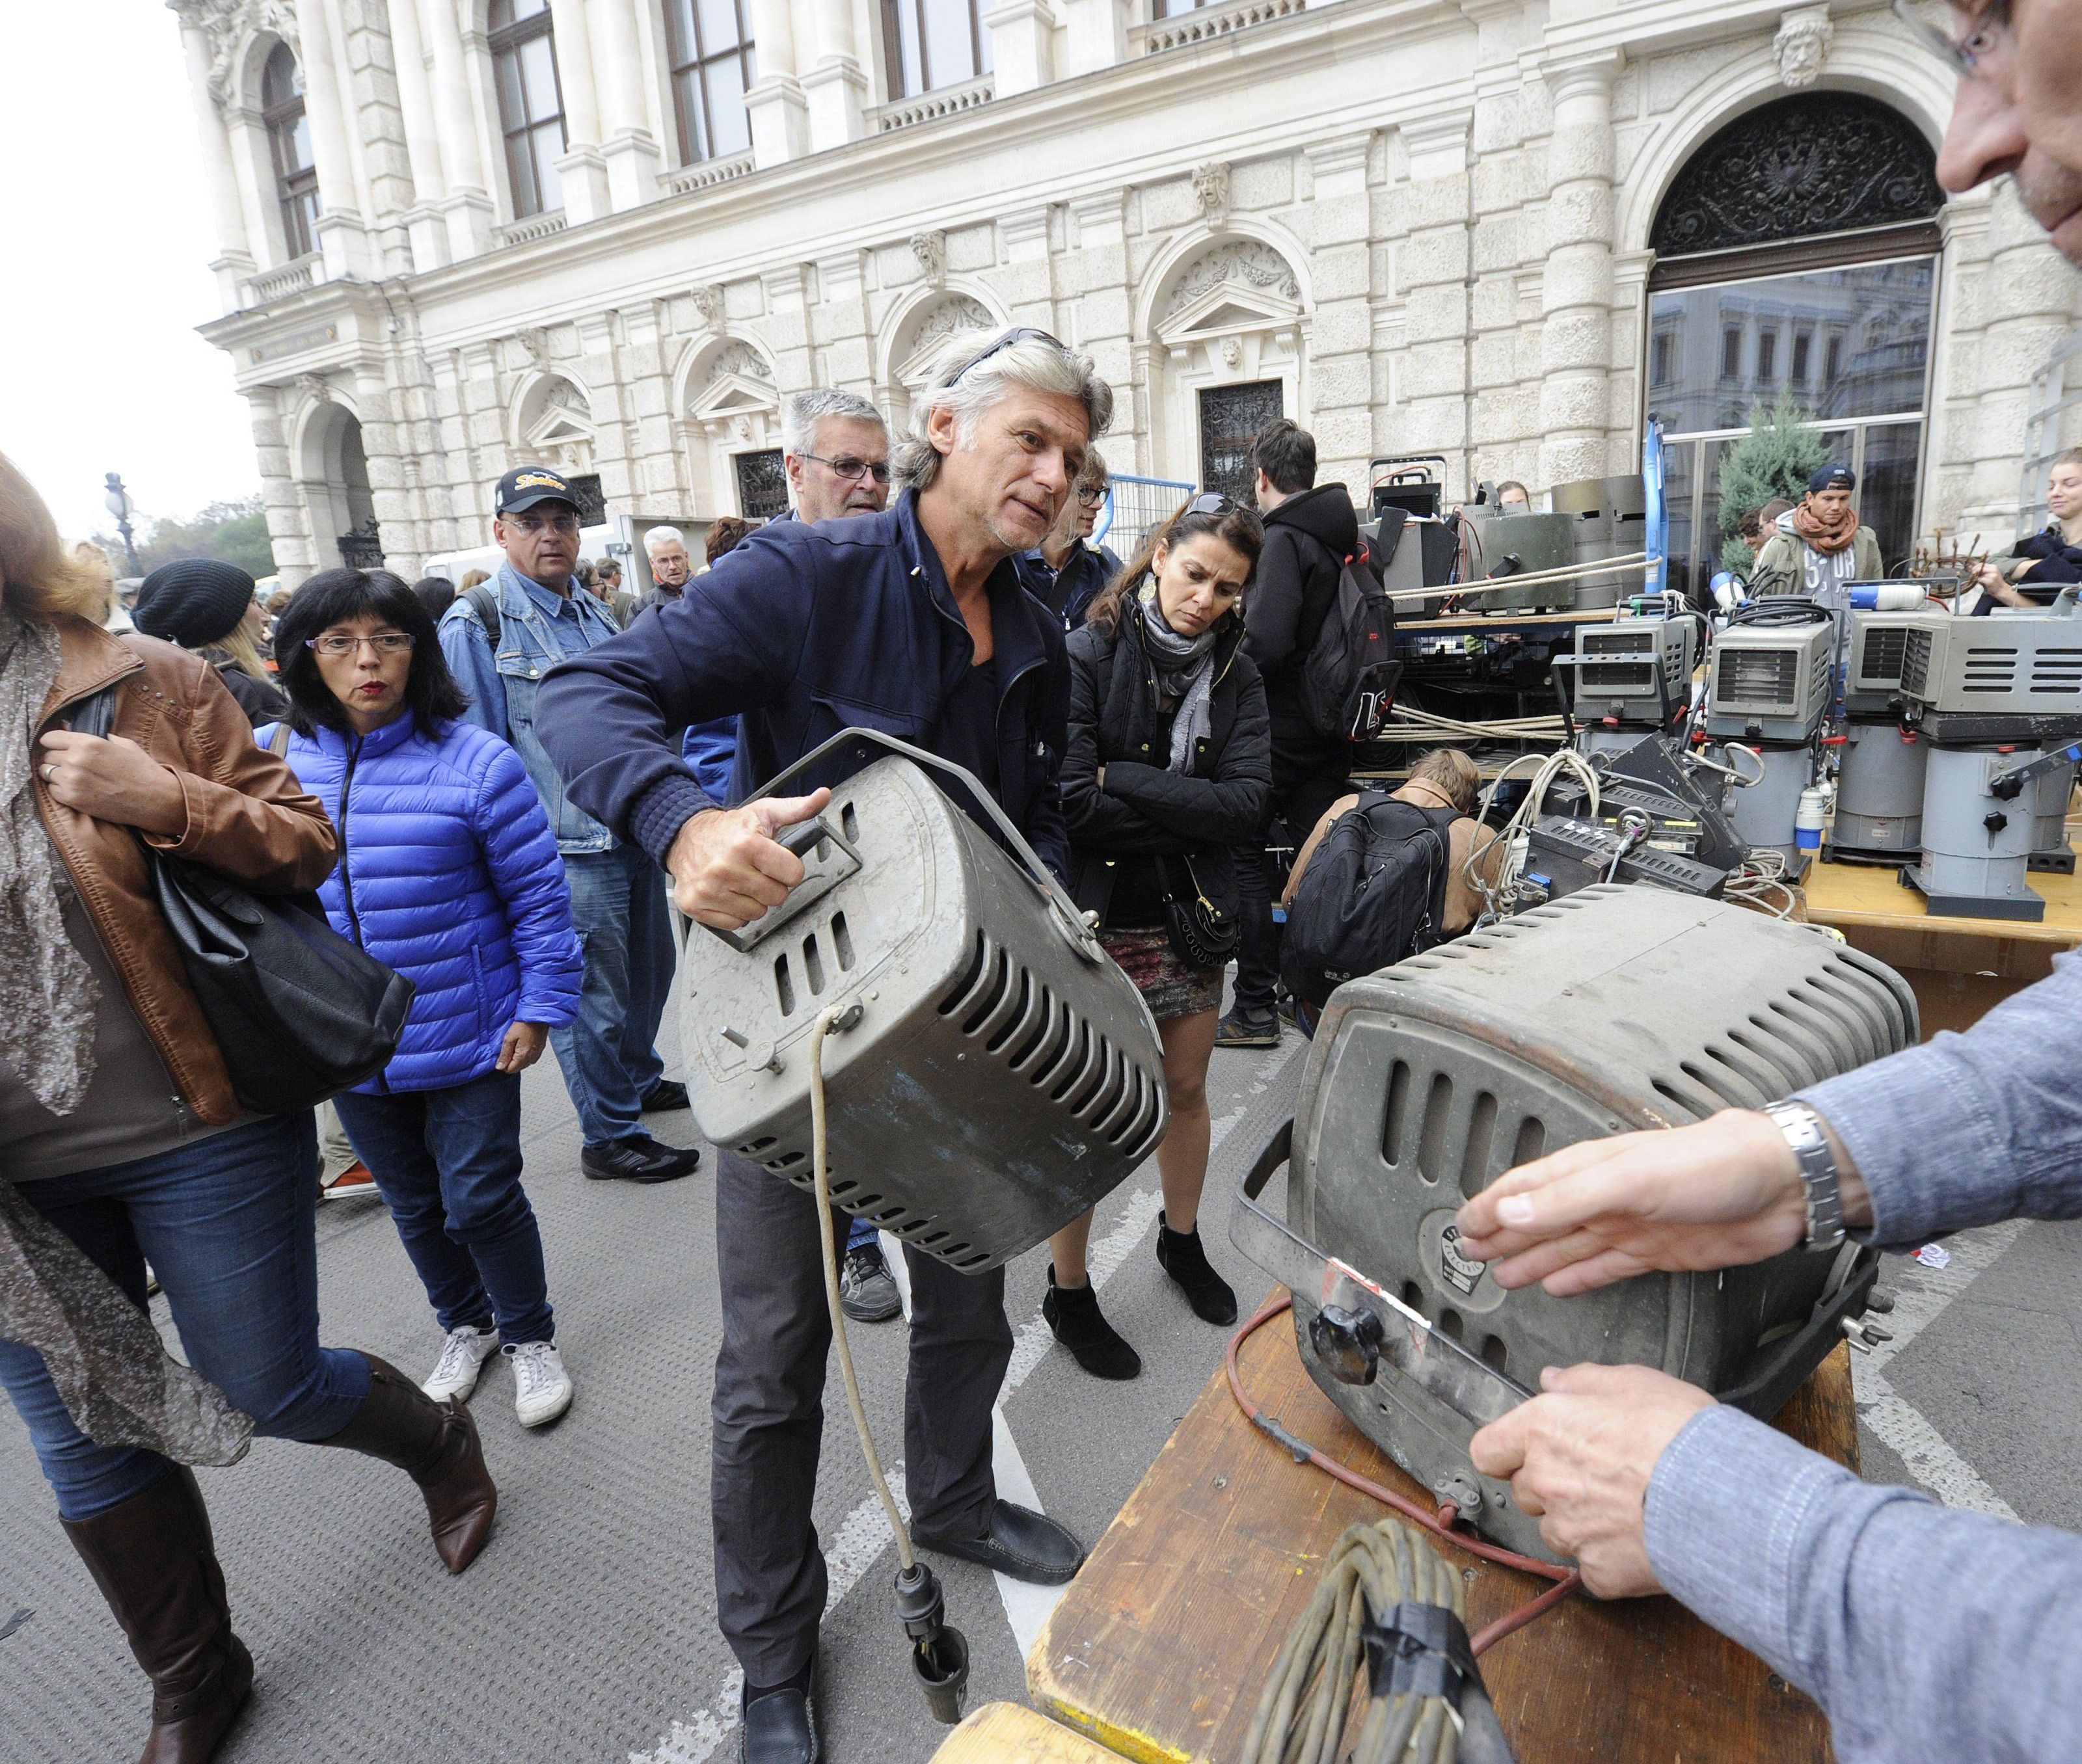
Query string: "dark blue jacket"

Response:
xmin=1013 ymin=541 xmax=1122 ymax=631
xmin=258 ymin=711 xmax=584 ymax=1093
xmin=534 ymin=490 xmax=1072 ymax=879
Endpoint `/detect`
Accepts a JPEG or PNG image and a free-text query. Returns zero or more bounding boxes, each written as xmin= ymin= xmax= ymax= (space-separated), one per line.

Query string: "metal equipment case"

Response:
xmin=1842 ymin=609 xmax=1949 ymax=718
xmin=681 ymin=742 xmax=1167 ymax=1272
xmin=1559 ymin=615 xmax=1693 ymax=728
xmin=1243 ymin=888 xmax=1913 ymax=1563
xmin=1703 ymin=619 xmax=1834 ymax=743
xmin=1459 ymin=512 xmax=1576 ymax=612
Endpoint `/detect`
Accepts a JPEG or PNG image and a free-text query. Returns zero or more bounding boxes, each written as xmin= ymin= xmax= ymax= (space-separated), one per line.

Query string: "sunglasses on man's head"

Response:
xmin=945 ymin=327 xmax=1070 ymax=385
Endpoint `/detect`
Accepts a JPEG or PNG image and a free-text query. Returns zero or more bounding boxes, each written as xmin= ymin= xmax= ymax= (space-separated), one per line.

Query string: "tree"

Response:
xmin=1716 ymin=392 xmax=1827 ymax=576
xmin=94 ymin=496 xmax=277 ymax=580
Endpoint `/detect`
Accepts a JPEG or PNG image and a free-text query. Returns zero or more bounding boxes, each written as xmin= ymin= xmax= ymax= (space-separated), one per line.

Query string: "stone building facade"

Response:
xmin=171 ymin=0 xmax=2082 ymax=593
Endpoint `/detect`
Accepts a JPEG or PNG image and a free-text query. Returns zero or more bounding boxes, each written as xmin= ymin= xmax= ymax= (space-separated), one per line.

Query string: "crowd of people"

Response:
xmin=13 ymin=16 xmax=2082 ymax=1761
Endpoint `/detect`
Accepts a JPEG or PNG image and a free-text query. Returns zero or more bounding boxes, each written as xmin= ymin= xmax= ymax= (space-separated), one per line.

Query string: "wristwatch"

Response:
xmin=1764 ymin=1101 xmax=1845 ymax=1250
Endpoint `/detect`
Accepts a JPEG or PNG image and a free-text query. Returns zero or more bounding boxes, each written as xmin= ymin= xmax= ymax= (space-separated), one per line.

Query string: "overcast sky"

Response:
xmin=1 ymin=3 xmax=259 ymax=544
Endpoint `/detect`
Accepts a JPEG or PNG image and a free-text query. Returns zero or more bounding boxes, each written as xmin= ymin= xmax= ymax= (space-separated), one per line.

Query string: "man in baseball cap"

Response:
xmin=439 ymin=468 xmax=698 ymax=1187
xmin=1749 ymin=460 xmax=1880 ymax=597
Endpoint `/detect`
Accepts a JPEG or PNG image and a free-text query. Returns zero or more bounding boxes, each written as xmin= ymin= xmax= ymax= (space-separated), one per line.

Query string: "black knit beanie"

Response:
xmin=133 ymin=559 xmax=258 ymax=650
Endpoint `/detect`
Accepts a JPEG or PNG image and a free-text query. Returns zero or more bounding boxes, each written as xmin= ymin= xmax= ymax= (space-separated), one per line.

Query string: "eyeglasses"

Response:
xmin=801 ymin=453 xmax=893 ymax=485
xmin=504 ymin=511 xmax=580 ymax=537
xmin=308 ymin=632 xmax=415 ymax=657
xmin=943 ymin=327 xmax=1068 ymax=386
xmin=1186 ymin=492 xmax=1240 ymax=516
xmin=1891 ymin=0 xmax=2007 ymax=76
xmin=1074 ymin=484 xmax=1107 ymax=508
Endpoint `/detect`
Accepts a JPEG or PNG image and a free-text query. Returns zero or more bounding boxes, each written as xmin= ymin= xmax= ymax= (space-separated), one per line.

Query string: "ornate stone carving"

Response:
xmin=292 ymin=371 xmax=331 ymax=405
xmin=1649 ymin=93 xmax=1942 ymax=258
xmin=911 ymin=230 xmax=947 ymax=285
xmin=910 ymin=295 xmax=992 ymax=354
xmin=1193 ymin=161 xmax=1231 ymax=227
xmin=170 ymin=0 xmax=302 ymax=104
xmin=690 ymin=284 xmax=725 ymax=330
xmin=705 ymin=341 xmax=776 ymax=390
xmin=1161 ymin=240 xmax=1302 ymax=322
xmin=519 ymin=327 xmax=551 ymax=366
xmin=543 ymin=377 xmax=590 ymax=417
xmin=1773 ymin=7 xmax=1834 ymax=88
xmin=1221 ymin=336 xmax=1244 ymax=369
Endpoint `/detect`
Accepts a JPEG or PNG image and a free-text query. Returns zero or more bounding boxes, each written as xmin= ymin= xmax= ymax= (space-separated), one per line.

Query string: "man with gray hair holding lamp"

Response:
xmin=535 ymin=329 xmax=1108 ymax=1764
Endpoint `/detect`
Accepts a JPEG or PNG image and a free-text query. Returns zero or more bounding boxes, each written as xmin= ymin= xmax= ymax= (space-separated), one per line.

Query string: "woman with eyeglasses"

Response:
xmin=266 ymin=570 xmax=586 ymax=1431
xmin=1043 ymin=496 xmax=1272 ymax=1379
xmin=1015 ymin=446 xmax=1124 ymax=631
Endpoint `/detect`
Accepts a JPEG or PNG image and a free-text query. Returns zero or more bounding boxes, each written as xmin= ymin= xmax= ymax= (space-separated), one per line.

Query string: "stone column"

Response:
xmin=591 ymin=0 xmax=664 ymax=209
xmin=1067 ymin=192 xmax=1135 ymax=467
xmin=1059 ymin=0 xmax=1127 ymax=77
xmin=986 ymin=0 xmax=1058 ymax=96
xmin=1536 ymin=55 xmax=1619 ymax=489
xmin=546 ymin=0 xmax=612 ymax=222
xmin=385 ymin=0 xmax=451 ymax=269
xmin=804 ymin=0 xmax=869 ymax=152
xmin=744 ymin=0 xmax=809 ymax=169
xmin=1396 ymin=113 xmax=1478 ymax=486
xmin=1305 ymin=137 xmax=1375 ymax=492
xmin=295 ymin=0 xmax=373 ymax=278
xmin=421 ymin=0 xmax=496 ymax=256
xmin=173 ymin=11 xmax=256 ymax=310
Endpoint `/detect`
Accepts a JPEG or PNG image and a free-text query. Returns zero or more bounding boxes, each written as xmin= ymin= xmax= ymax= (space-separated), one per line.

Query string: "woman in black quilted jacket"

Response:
xmin=1045 ymin=495 xmax=1271 ymax=1380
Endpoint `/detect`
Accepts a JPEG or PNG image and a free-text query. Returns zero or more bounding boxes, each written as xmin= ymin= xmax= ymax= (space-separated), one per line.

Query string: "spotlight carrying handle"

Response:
xmin=735 ymin=726 xmax=1105 ymax=963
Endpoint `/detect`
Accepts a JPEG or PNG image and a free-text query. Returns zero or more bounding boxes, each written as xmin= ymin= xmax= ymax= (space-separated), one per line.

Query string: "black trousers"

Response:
xmin=710 ymin=1150 xmax=1013 ymax=1684
xmin=1232 ymin=745 xmax=1353 ymax=1015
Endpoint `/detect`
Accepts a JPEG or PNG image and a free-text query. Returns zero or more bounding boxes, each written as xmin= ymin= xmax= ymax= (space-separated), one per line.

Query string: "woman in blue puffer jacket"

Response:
xmin=265 ymin=568 xmax=586 ymax=1430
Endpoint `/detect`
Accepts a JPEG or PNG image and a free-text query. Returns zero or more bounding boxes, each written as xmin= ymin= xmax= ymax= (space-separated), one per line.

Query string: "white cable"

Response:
xmin=1388 ymin=552 xmax=1649 ymax=606
xmin=1465 ymin=747 xmax=1602 ymax=920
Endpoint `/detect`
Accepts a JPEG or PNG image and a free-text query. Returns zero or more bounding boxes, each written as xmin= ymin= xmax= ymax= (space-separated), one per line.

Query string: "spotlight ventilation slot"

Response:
xmin=1900 ymin=627 xmax=1933 ymax=698
xmin=2031 ymin=647 xmax=2082 ymax=695
xmin=1718 ymin=647 xmax=1797 ymax=712
xmin=1961 ymin=644 xmax=2019 ymax=694
xmin=1858 ymin=627 xmax=1908 ymax=689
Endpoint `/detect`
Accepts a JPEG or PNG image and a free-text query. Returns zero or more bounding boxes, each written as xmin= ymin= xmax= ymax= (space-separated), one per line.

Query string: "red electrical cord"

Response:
xmin=1225 ymin=1296 xmax=1581 ymax=1657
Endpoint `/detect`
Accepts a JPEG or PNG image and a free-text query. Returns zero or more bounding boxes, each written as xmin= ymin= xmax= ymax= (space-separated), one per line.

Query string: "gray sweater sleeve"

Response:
xmin=1646 ymin=1407 xmax=2082 ymax=1764
xmin=1640 ymin=952 xmax=2082 ymax=1760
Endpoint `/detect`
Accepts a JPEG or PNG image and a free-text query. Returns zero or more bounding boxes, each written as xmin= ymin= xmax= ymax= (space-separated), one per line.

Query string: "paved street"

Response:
xmin=4 ymin=965 xmax=2078 ymax=1763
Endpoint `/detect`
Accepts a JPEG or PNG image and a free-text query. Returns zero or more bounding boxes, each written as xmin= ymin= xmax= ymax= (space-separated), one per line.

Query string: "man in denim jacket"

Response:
xmin=439 ymin=468 xmax=699 ymax=1187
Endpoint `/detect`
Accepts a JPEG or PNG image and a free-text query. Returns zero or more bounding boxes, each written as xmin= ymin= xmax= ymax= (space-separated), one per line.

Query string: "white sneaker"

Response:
xmin=507 ymin=1339 xmax=573 ymax=1428
xmin=422 ymin=1325 xmax=499 ymax=1403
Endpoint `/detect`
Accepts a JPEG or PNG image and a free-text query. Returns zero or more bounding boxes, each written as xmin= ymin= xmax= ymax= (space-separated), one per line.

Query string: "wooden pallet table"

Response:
xmin=1029 ymin=1309 xmax=1856 ymax=1764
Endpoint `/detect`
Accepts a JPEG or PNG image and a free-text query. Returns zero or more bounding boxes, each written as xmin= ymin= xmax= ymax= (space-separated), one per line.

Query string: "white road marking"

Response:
xmin=1849 ymin=1222 xmax=2027 ymax=1520
xmin=627 ymin=1034 xmax=1305 ymax=1762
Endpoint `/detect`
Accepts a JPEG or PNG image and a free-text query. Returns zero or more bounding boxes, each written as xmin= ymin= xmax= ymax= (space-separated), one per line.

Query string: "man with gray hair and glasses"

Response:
xmin=1425 ymin=17 xmax=2082 ymax=1763
xmin=781 ymin=386 xmax=892 ymax=523
xmin=534 ymin=328 xmax=1106 ymax=1764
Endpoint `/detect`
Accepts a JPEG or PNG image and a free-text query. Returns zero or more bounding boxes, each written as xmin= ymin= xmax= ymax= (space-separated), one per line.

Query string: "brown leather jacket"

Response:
xmin=33 ymin=617 xmax=339 ymax=1125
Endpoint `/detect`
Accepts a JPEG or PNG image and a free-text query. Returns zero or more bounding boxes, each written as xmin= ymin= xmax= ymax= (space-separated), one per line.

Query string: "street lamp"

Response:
xmin=103 ymin=472 xmax=141 ymax=577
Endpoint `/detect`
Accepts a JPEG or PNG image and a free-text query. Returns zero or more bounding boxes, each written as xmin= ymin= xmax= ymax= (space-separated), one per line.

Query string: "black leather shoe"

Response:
xmin=1043 ymin=1266 xmax=1141 ymax=1380
xmin=642 ymin=1078 xmax=691 ymax=1112
xmin=740 ymin=1663 xmax=817 ymax=1764
xmin=1157 ymin=1211 xmax=1239 ymax=1326
xmin=915 ymin=1499 xmax=1086 ymax=1586
xmin=582 ymin=1134 xmax=700 ymax=1184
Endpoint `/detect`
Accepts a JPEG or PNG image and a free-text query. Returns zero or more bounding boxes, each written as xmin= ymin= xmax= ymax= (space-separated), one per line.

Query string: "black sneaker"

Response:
xmin=641 ymin=1078 xmax=690 ymax=1112
xmin=839 ymin=1240 xmax=902 ymax=1323
xmin=581 ymin=1134 xmax=700 ymax=1184
xmin=1215 ymin=1008 xmax=1280 ymax=1049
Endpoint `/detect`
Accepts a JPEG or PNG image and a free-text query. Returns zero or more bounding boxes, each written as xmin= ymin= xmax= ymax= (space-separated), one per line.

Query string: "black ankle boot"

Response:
xmin=1043 ymin=1266 xmax=1141 ymax=1380
xmin=1157 ymin=1212 xmax=1238 ymax=1326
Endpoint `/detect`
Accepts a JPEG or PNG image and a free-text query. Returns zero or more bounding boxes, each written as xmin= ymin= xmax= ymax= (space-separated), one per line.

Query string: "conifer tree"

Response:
xmin=1717 ymin=392 xmax=1827 ymax=576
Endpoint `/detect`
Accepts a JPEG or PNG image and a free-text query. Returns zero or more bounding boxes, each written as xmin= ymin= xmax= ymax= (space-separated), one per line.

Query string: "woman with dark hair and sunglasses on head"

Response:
xmin=1042 ymin=495 xmax=1272 ymax=1380
xmin=267 ymin=569 xmax=585 ymax=1430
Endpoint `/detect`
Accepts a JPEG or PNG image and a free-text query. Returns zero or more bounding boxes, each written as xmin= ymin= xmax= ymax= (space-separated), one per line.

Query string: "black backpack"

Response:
xmin=1280 ymin=793 xmax=1457 ymax=1011
xmin=1297 ymin=538 xmax=1402 ymax=743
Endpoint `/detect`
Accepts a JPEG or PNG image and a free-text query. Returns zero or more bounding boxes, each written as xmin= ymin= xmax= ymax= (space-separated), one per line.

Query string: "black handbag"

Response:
xmin=71 ymin=686 xmax=414 ymax=1113
xmin=1161 ymin=854 xmax=1239 ymax=969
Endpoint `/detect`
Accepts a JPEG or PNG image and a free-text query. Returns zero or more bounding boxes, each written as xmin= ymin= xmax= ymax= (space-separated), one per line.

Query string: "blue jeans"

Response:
xmin=846 ymin=1216 xmax=878 ymax=1253
xmin=334 ymin=1071 xmax=554 ymax=1347
xmin=0 ymin=1114 xmax=372 ymax=1522
xmin=551 ymin=844 xmax=671 ymax=1146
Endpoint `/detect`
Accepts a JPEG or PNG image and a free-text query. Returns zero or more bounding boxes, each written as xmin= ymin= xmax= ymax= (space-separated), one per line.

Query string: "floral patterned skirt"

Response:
xmin=1099 ymin=926 xmax=1223 ymax=1022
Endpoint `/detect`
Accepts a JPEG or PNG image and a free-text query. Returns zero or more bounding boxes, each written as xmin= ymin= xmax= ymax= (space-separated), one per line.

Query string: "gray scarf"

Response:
xmin=1138 ymin=587 xmax=1218 ymax=775
xmin=0 ymin=610 xmax=251 ymax=1468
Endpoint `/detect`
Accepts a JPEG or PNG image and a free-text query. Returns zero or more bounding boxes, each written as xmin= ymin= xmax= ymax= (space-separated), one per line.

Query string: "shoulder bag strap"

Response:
xmin=463 ymin=583 xmax=502 ymax=648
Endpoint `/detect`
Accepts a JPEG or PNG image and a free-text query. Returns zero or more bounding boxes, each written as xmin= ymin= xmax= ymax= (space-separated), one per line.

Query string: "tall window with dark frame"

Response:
xmin=883 ymin=0 xmax=991 ymax=98
xmin=490 ymin=0 xmax=566 ymax=219
xmin=664 ymin=0 xmax=757 ymax=163
xmin=262 ymin=44 xmax=319 ymax=260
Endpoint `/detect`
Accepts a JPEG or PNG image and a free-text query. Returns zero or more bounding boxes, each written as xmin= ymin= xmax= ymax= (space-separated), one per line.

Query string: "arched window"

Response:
xmin=884 ymin=0 xmax=991 ymax=98
xmin=262 ymin=44 xmax=319 ymax=260
xmin=1646 ymin=93 xmax=1945 ymax=593
xmin=664 ymin=0 xmax=756 ymax=163
xmin=490 ymin=0 xmax=566 ymax=218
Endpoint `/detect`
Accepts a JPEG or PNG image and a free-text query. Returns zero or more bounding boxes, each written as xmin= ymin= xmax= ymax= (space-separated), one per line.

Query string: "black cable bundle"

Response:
xmin=1727 ymin=595 xmax=1831 ymax=628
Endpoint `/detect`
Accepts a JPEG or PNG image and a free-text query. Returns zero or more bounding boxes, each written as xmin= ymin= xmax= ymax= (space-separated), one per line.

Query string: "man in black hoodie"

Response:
xmin=1219 ymin=419 xmax=1357 ymax=1047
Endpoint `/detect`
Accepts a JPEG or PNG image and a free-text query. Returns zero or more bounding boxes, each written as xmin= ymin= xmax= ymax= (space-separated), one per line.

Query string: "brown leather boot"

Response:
xmin=319 ymin=1352 xmax=497 ymax=1573
xmin=59 ymin=1467 xmax=254 ymax=1764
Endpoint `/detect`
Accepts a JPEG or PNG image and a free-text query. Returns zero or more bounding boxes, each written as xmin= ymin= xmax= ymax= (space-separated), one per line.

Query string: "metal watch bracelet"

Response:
xmin=1765 ymin=1101 xmax=1846 ymax=1250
